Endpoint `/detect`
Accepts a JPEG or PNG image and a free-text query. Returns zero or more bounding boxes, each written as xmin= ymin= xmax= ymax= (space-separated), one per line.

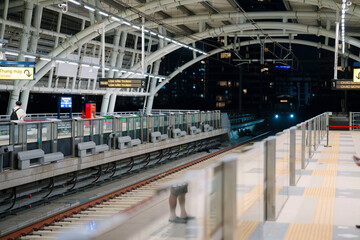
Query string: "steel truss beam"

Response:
xmin=157 ymin=38 xmax=360 ymax=94
xmin=155 ymin=11 xmax=360 ymax=29
xmin=127 ymin=21 xmax=360 ymax=76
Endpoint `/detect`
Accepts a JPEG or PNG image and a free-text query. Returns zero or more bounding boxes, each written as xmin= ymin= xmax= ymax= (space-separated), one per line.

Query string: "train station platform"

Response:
xmin=55 ymin=113 xmax=360 ymax=240
xmin=256 ymin=130 xmax=360 ymax=240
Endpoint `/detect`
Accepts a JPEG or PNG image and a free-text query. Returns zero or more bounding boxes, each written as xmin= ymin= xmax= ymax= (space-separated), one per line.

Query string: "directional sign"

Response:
xmin=99 ymin=78 xmax=146 ymax=88
xmin=354 ymin=69 xmax=360 ymax=82
xmin=332 ymin=79 xmax=360 ymax=90
xmin=0 ymin=67 xmax=34 ymax=80
xmin=60 ymin=97 xmax=72 ymax=108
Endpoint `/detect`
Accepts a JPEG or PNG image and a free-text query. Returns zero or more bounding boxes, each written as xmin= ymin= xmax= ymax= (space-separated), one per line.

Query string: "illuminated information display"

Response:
xmin=99 ymin=78 xmax=145 ymax=88
xmin=0 ymin=67 xmax=34 ymax=80
xmin=331 ymin=79 xmax=360 ymax=90
xmin=354 ymin=69 xmax=360 ymax=82
xmin=60 ymin=97 xmax=72 ymax=108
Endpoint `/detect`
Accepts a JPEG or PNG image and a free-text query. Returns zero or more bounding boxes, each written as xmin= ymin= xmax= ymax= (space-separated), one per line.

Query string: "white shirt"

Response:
xmin=14 ymin=106 xmax=26 ymax=120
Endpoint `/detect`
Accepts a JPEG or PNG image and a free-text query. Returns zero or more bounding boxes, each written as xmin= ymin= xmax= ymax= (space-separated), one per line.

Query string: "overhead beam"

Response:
xmin=156 ymin=11 xmax=359 ymax=26
xmin=126 ymin=21 xmax=360 ymax=76
xmin=153 ymin=39 xmax=360 ymax=94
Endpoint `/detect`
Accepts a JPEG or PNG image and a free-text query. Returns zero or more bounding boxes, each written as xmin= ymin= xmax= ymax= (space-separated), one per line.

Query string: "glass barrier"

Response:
xmin=237 ymin=141 xmax=265 ymax=239
xmin=26 ymin=124 xmax=38 ymax=143
xmin=58 ymin=121 xmax=72 ymax=139
xmin=41 ymin=123 xmax=51 ymax=142
xmin=58 ymin=171 xmax=209 ymax=240
xmin=0 ymin=124 xmax=10 ymax=146
xmin=305 ymin=120 xmax=311 ymax=161
xmin=83 ymin=120 xmax=91 ymax=137
xmin=103 ymin=118 xmax=113 ymax=134
xmin=205 ymin=163 xmax=223 ymax=237
xmin=295 ymin=124 xmax=303 ymax=183
xmin=275 ymin=130 xmax=290 ymax=217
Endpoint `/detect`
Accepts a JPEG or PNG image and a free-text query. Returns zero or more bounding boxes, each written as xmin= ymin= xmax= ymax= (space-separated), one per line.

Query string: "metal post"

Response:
xmin=301 ymin=123 xmax=306 ymax=169
xmin=222 ymin=155 xmax=238 ymax=240
xmin=313 ymin=117 xmax=317 ymax=150
xmin=101 ymin=25 xmax=105 ymax=78
xmin=308 ymin=120 xmax=312 ymax=158
xmin=71 ymin=119 xmax=76 ymax=157
xmin=265 ymin=136 xmax=276 ymax=221
xmin=325 ymin=112 xmax=331 ymax=147
xmin=334 ymin=20 xmax=340 ymax=80
xmin=289 ymin=127 xmax=296 ymax=186
xmin=317 ymin=117 xmax=321 ymax=145
xmin=9 ymin=123 xmax=15 ymax=169
xmin=38 ymin=123 xmax=42 ymax=150
xmin=141 ymin=17 xmax=145 ymax=77
xmin=349 ymin=112 xmax=352 ymax=131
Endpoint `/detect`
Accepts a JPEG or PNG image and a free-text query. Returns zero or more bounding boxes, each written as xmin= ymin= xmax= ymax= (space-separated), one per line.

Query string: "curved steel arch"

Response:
xmin=126 ymin=21 xmax=360 ymax=75
xmin=156 ymin=11 xmax=360 ymax=27
xmin=287 ymin=0 xmax=360 ymax=18
xmin=18 ymin=0 xmax=205 ymax=111
xmin=153 ymin=39 xmax=360 ymax=94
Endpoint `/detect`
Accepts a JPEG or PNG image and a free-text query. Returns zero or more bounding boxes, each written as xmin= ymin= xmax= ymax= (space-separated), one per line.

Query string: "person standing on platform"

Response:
xmin=353 ymin=156 xmax=360 ymax=228
xmin=11 ymin=101 xmax=26 ymax=120
xmin=168 ymin=183 xmax=194 ymax=223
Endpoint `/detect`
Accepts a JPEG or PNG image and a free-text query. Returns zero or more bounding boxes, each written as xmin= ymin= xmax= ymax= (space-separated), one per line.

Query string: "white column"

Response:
xmin=7 ymin=2 xmax=33 ymax=114
xmin=0 ymin=0 xmax=9 ymax=40
xmin=21 ymin=4 xmax=43 ymax=111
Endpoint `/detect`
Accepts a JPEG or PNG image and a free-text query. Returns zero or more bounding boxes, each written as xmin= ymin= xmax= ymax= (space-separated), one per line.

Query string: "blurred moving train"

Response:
xmin=271 ymin=95 xmax=298 ymax=128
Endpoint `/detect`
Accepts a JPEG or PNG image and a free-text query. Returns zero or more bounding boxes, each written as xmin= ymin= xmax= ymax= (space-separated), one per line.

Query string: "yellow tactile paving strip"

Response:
xmin=238 ymin=183 xmax=264 ymax=214
xmin=285 ymin=223 xmax=332 ymax=240
xmin=238 ymin=220 xmax=259 ymax=240
xmin=284 ymin=132 xmax=340 ymax=240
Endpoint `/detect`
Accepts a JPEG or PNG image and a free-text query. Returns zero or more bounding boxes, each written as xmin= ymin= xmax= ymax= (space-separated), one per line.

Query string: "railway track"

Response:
xmin=2 ymin=132 xmax=271 ymax=240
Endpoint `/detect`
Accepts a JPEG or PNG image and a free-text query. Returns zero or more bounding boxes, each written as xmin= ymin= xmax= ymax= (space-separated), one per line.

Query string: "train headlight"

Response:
xmin=275 ymin=114 xmax=279 ymax=119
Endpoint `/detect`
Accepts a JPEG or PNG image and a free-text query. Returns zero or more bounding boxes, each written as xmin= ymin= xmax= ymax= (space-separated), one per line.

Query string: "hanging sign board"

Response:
xmin=331 ymin=79 xmax=360 ymax=90
xmin=353 ymin=69 xmax=360 ymax=82
xmin=99 ymin=78 xmax=146 ymax=88
xmin=0 ymin=67 xmax=35 ymax=80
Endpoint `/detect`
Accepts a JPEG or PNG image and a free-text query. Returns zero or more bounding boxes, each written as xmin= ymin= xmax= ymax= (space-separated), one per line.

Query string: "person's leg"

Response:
xmin=178 ymin=194 xmax=187 ymax=218
xmin=169 ymin=193 xmax=177 ymax=220
xmin=353 ymin=156 xmax=360 ymax=166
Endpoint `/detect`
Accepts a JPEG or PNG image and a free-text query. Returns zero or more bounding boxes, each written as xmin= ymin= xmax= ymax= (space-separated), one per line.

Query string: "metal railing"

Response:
xmin=0 ymin=110 xmax=222 ymax=172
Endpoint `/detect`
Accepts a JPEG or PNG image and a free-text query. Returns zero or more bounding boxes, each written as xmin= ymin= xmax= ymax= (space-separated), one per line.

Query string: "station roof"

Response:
xmin=0 ymin=0 xmax=359 ymax=105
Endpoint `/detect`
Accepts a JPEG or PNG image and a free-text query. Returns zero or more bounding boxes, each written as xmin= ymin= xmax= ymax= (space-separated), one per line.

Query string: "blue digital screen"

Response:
xmin=275 ymin=65 xmax=290 ymax=69
xmin=60 ymin=97 xmax=72 ymax=108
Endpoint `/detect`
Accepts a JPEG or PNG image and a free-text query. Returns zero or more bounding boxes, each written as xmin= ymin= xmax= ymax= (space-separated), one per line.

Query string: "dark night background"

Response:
xmin=0 ymin=0 xmax=358 ymax=120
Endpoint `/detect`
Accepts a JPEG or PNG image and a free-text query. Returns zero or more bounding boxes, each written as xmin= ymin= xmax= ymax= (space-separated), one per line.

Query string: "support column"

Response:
xmin=108 ymin=93 xmax=117 ymax=114
xmin=21 ymin=4 xmax=43 ymax=111
xmin=100 ymin=28 xmax=121 ymax=116
xmin=49 ymin=12 xmax=63 ymax=88
xmin=7 ymin=2 xmax=33 ymax=115
xmin=145 ymin=60 xmax=161 ymax=114
xmin=108 ymin=32 xmax=127 ymax=114
xmin=0 ymin=0 xmax=9 ymax=40
xmin=145 ymin=26 xmax=164 ymax=115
